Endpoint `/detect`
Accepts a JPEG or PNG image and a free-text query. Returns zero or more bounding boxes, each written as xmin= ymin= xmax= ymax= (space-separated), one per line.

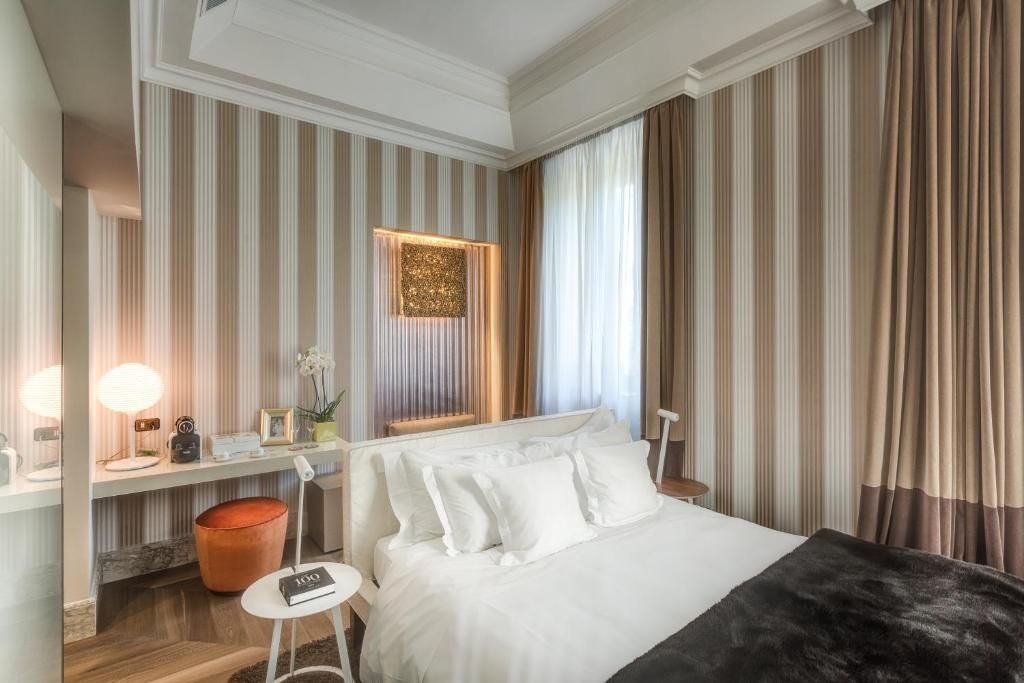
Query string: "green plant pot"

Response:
xmin=313 ymin=421 xmax=337 ymax=443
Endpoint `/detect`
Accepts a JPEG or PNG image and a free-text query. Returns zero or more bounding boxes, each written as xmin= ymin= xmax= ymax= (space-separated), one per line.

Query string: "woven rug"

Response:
xmin=230 ymin=630 xmax=359 ymax=682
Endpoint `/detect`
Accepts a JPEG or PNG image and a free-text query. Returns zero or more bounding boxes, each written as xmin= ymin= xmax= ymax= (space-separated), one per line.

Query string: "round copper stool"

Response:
xmin=194 ymin=497 xmax=288 ymax=593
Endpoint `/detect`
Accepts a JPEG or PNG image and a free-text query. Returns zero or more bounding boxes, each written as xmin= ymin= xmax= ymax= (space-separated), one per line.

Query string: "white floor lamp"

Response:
xmin=98 ymin=363 xmax=165 ymax=471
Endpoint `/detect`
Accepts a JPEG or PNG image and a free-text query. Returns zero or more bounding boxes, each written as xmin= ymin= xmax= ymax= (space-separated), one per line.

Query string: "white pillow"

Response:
xmin=422 ymin=443 xmax=553 ymax=556
xmin=528 ymin=418 xmax=633 ymax=518
xmin=474 ymin=456 xmax=595 ymax=566
xmin=572 ymin=441 xmax=662 ymax=527
xmin=529 ymin=418 xmax=632 ymax=455
xmin=423 ymin=464 xmax=501 ymax=555
xmin=382 ymin=445 xmax=530 ymax=549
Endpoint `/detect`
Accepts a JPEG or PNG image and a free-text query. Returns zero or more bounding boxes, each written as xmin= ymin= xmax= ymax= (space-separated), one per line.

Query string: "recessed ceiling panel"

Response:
xmin=311 ymin=0 xmax=627 ymax=77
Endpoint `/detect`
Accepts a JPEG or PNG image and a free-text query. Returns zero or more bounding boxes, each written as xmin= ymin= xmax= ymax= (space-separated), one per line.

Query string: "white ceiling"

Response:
xmin=310 ymin=0 xmax=627 ymax=78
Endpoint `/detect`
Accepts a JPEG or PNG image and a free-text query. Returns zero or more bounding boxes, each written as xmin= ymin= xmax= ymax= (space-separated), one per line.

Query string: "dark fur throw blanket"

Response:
xmin=610 ymin=529 xmax=1024 ymax=682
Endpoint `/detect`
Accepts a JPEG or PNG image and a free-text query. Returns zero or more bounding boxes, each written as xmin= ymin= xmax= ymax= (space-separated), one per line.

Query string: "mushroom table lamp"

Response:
xmin=19 ymin=365 xmax=63 ymax=482
xmin=97 ymin=363 xmax=164 ymax=471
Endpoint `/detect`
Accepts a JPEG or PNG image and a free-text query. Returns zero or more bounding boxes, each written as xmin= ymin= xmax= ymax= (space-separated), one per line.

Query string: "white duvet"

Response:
xmin=361 ymin=498 xmax=803 ymax=683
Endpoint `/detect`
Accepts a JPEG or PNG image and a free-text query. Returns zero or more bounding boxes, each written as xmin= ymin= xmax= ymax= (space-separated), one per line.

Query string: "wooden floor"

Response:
xmin=65 ymin=540 xmax=345 ymax=682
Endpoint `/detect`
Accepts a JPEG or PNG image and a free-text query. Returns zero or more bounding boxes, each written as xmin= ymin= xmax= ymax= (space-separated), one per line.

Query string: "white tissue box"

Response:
xmin=209 ymin=432 xmax=262 ymax=458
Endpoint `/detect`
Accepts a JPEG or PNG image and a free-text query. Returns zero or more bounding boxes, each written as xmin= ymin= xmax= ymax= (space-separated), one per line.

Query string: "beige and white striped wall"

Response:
xmin=0 ymin=122 xmax=62 ymax=592
xmin=688 ymin=7 xmax=891 ymax=536
xmin=91 ymin=83 xmax=512 ymax=553
xmin=0 ymin=124 xmax=62 ymax=474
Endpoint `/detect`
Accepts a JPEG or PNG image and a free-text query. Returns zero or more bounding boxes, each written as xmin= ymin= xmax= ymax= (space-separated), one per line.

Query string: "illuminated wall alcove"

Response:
xmin=372 ymin=228 xmax=502 ymax=437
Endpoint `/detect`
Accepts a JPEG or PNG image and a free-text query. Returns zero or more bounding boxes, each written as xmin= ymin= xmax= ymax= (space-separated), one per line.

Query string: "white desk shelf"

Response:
xmin=92 ymin=439 xmax=350 ymax=499
xmin=0 ymin=476 xmax=61 ymax=514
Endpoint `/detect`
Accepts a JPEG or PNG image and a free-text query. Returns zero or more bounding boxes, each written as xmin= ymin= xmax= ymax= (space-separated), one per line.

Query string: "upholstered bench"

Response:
xmin=194 ymin=496 xmax=288 ymax=593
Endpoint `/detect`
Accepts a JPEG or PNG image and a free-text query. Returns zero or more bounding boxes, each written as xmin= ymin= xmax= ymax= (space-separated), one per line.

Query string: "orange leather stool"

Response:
xmin=194 ymin=497 xmax=288 ymax=593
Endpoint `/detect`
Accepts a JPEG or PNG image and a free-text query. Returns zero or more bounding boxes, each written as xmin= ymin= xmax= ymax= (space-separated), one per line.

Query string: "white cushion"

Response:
xmin=528 ymin=418 xmax=633 ymax=518
xmin=422 ymin=443 xmax=552 ymax=556
xmin=381 ymin=444 xmax=531 ymax=549
xmin=423 ymin=464 xmax=501 ymax=555
xmin=474 ymin=456 xmax=595 ymax=566
xmin=572 ymin=441 xmax=661 ymax=527
xmin=528 ymin=418 xmax=632 ymax=455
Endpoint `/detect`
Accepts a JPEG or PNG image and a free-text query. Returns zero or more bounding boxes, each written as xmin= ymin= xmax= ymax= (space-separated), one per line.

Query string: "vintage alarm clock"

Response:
xmin=168 ymin=416 xmax=202 ymax=464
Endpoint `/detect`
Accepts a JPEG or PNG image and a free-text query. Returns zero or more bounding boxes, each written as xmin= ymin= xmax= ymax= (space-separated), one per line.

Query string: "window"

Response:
xmin=539 ymin=118 xmax=643 ymax=434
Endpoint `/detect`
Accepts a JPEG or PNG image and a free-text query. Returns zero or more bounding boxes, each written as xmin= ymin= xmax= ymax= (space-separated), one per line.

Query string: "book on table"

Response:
xmin=278 ymin=566 xmax=336 ymax=606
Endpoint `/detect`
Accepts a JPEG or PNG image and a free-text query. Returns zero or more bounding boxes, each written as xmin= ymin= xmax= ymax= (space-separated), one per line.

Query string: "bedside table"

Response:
xmin=656 ymin=476 xmax=709 ymax=503
xmin=241 ymin=561 xmax=361 ymax=682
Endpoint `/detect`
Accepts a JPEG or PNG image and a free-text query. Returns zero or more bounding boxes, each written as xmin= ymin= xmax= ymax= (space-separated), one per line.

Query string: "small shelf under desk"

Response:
xmin=92 ymin=439 xmax=350 ymax=499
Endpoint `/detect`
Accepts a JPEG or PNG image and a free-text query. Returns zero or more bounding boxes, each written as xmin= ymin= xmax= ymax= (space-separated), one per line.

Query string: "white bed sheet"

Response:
xmin=361 ymin=498 xmax=803 ymax=683
xmin=373 ymin=533 xmax=454 ymax=584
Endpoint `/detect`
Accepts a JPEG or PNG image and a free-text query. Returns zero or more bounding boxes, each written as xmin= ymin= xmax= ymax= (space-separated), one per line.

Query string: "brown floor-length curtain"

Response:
xmin=858 ymin=0 xmax=1023 ymax=577
xmin=642 ymin=95 xmax=694 ymax=443
xmin=510 ymin=159 xmax=543 ymax=418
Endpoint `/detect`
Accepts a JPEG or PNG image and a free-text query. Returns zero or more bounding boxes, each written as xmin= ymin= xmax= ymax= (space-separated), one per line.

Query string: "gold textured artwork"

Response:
xmin=400 ymin=243 xmax=467 ymax=317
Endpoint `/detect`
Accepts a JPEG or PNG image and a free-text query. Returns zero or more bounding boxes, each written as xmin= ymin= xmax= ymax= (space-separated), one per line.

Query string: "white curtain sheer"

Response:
xmin=539 ymin=118 xmax=643 ymax=434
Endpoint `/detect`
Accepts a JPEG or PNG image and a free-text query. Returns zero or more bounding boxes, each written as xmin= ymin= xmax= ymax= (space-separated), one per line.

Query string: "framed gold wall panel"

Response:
xmin=400 ymin=243 xmax=467 ymax=317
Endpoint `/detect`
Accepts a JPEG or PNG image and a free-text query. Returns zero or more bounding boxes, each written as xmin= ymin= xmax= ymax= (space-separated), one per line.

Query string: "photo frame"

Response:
xmin=259 ymin=407 xmax=295 ymax=446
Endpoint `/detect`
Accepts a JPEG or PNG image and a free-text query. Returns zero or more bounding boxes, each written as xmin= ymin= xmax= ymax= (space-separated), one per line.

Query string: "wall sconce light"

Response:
xmin=400 ymin=243 xmax=467 ymax=317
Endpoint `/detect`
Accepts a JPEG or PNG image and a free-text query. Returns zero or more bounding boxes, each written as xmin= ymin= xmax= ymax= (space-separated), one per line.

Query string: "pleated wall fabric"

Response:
xmin=373 ymin=232 xmax=493 ymax=436
xmin=92 ymin=83 xmax=511 ymax=553
xmin=689 ymin=7 xmax=891 ymax=536
xmin=0 ymin=124 xmax=62 ymax=474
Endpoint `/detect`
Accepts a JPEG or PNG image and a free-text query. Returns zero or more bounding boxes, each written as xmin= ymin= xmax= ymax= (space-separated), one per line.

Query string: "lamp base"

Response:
xmin=25 ymin=467 xmax=62 ymax=482
xmin=105 ymin=455 xmax=161 ymax=472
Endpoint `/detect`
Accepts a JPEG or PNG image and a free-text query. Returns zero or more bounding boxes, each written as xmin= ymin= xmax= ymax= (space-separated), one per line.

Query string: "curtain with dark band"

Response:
xmin=642 ymin=95 xmax=694 ymax=443
xmin=858 ymin=0 xmax=1023 ymax=577
xmin=510 ymin=159 xmax=543 ymax=418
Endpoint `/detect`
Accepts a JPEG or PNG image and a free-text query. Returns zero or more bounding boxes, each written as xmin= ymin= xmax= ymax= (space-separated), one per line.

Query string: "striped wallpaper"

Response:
xmin=92 ymin=83 xmax=511 ymax=553
xmin=688 ymin=6 xmax=891 ymax=536
xmin=0 ymin=123 xmax=62 ymax=680
xmin=0 ymin=124 xmax=62 ymax=474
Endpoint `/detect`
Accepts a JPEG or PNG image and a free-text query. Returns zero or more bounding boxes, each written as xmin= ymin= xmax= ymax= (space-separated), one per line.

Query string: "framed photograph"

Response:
xmin=259 ymin=407 xmax=295 ymax=446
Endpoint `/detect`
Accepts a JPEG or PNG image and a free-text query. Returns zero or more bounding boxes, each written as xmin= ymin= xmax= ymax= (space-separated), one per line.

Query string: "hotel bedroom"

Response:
xmin=1 ymin=0 xmax=1022 ymax=681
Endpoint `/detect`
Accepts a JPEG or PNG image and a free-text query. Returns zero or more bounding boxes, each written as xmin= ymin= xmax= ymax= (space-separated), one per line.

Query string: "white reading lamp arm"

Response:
xmin=655 ymin=408 xmax=680 ymax=485
xmin=289 ymin=455 xmax=316 ymax=675
xmin=292 ymin=455 xmax=315 ymax=571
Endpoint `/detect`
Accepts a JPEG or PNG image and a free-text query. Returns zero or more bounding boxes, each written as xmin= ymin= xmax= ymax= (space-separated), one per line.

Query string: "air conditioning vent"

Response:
xmin=204 ymin=0 xmax=229 ymax=13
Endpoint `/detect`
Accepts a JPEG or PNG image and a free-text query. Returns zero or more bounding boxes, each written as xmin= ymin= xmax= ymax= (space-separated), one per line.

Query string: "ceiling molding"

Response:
xmin=136 ymin=0 xmax=882 ymax=171
xmin=196 ymin=0 xmax=510 ymax=109
xmin=138 ymin=0 xmax=512 ymax=167
xmin=509 ymin=0 xmax=688 ymax=111
xmin=508 ymin=0 xmax=874 ymax=164
xmin=689 ymin=2 xmax=873 ymax=96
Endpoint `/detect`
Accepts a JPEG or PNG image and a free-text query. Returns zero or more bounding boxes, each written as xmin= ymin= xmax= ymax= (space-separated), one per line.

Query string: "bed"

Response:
xmin=343 ymin=410 xmax=1024 ymax=682
xmin=342 ymin=410 xmax=802 ymax=681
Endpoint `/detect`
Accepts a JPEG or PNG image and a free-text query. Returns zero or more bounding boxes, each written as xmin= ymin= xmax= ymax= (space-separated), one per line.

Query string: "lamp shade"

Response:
xmin=97 ymin=363 xmax=164 ymax=415
xmin=20 ymin=365 xmax=62 ymax=419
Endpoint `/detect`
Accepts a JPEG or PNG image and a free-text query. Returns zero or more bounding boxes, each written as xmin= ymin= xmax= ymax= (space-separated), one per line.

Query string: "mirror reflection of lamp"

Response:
xmin=97 ymin=363 xmax=164 ymax=471
xmin=19 ymin=364 xmax=63 ymax=482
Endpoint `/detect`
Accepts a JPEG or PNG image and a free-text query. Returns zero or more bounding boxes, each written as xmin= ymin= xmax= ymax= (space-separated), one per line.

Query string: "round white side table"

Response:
xmin=241 ymin=561 xmax=362 ymax=683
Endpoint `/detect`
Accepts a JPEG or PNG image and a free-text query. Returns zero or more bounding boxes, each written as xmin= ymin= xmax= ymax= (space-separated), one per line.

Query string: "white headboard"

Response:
xmin=341 ymin=410 xmax=596 ymax=581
